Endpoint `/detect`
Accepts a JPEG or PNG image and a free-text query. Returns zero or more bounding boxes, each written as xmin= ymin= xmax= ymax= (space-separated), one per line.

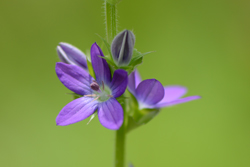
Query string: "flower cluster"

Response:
xmin=55 ymin=30 xmax=200 ymax=130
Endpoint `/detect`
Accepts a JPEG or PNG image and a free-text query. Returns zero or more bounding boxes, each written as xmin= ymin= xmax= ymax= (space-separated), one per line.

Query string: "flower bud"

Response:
xmin=57 ymin=42 xmax=88 ymax=70
xmin=111 ymin=30 xmax=135 ymax=66
xmin=106 ymin=0 xmax=122 ymax=5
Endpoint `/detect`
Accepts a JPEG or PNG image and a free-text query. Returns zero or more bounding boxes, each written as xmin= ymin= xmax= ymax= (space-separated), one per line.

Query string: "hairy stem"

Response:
xmin=105 ymin=1 xmax=124 ymax=167
xmin=105 ymin=1 xmax=117 ymax=43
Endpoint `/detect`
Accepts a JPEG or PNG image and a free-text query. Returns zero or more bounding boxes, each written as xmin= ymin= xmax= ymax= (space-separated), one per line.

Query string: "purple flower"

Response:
xmin=128 ymin=70 xmax=200 ymax=109
xmin=56 ymin=42 xmax=88 ymax=70
xmin=56 ymin=43 xmax=128 ymax=130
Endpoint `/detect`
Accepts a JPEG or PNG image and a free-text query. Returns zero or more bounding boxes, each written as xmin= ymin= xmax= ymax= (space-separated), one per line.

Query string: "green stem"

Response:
xmin=105 ymin=1 xmax=124 ymax=167
xmin=115 ymin=119 xmax=126 ymax=167
xmin=105 ymin=1 xmax=117 ymax=43
xmin=115 ymin=93 xmax=127 ymax=167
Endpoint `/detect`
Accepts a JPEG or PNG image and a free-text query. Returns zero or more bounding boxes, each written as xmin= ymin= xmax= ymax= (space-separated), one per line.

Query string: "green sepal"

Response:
xmin=84 ymin=49 xmax=91 ymax=62
xmin=126 ymin=91 xmax=160 ymax=133
xmin=87 ymin=58 xmax=95 ymax=79
xmin=124 ymin=49 xmax=154 ymax=74
xmin=127 ymin=108 xmax=160 ymax=133
xmin=132 ymin=108 xmax=160 ymax=124
xmin=129 ymin=49 xmax=154 ymax=66
xmin=83 ymin=49 xmax=95 ymax=78
xmin=109 ymin=49 xmax=154 ymax=74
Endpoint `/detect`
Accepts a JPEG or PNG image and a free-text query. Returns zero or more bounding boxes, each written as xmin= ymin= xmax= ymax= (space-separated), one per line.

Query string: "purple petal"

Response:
xmin=98 ymin=98 xmax=123 ymax=130
xmin=158 ymin=86 xmax=187 ymax=104
xmin=56 ymin=62 xmax=93 ymax=95
xmin=134 ymin=70 xmax=141 ymax=87
xmin=110 ymin=69 xmax=128 ymax=98
xmin=128 ymin=70 xmax=141 ymax=96
xmin=155 ymin=96 xmax=201 ymax=108
xmin=56 ymin=97 xmax=98 ymax=126
xmin=136 ymin=79 xmax=164 ymax=105
xmin=90 ymin=43 xmax=111 ymax=86
xmin=57 ymin=42 xmax=88 ymax=70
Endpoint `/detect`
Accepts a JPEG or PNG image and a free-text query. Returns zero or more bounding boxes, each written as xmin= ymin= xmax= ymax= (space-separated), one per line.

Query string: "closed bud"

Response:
xmin=106 ymin=0 xmax=122 ymax=5
xmin=111 ymin=30 xmax=135 ymax=66
xmin=57 ymin=42 xmax=88 ymax=70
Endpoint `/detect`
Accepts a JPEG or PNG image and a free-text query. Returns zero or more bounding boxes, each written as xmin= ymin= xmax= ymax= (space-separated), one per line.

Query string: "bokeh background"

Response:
xmin=1 ymin=0 xmax=250 ymax=166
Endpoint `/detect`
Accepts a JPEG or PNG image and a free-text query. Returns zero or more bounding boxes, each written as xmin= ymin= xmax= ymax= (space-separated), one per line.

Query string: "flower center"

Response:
xmin=85 ymin=81 xmax=113 ymax=102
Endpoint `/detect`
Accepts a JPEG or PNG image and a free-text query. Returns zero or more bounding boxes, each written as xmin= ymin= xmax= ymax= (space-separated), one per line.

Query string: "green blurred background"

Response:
xmin=1 ymin=0 xmax=250 ymax=166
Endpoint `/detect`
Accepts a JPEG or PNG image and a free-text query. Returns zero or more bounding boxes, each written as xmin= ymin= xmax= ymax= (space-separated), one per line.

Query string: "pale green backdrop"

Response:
xmin=0 ymin=0 xmax=250 ymax=167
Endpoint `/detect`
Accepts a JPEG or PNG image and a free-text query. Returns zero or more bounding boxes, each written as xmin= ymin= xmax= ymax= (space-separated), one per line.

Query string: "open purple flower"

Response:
xmin=128 ymin=70 xmax=200 ymax=109
xmin=56 ymin=43 xmax=128 ymax=130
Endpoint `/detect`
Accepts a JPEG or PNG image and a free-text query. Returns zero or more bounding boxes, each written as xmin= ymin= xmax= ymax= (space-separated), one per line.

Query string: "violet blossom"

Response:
xmin=56 ymin=43 xmax=128 ymax=130
xmin=128 ymin=70 xmax=201 ymax=109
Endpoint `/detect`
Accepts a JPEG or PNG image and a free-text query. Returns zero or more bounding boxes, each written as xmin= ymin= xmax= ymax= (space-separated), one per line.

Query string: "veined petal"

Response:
xmin=128 ymin=70 xmax=141 ymax=96
xmin=56 ymin=62 xmax=93 ymax=95
xmin=110 ymin=69 xmax=128 ymax=98
xmin=56 ymin=97 xmax=98 ymax=126
xmin=57 ymin=42 xmax=88 ymax=70
xmin=136 ymin=79 xmax=164 ymax=105
xmin=98 ymin=98 xmax=123 ymax=130
xmin=90 ymin=43 xmax=111 ymax=86
xmin=158 ymin=86 xmax=187 ymax=104
xmin=155 ymin=96 xmax=201 ymax=108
